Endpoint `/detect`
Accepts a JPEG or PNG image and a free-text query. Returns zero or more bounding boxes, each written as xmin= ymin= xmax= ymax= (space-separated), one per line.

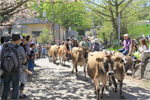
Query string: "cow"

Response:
xmin=58 ymin=45 xmax=68 ymax=65
xmin=50 ymin=45 xmax=59 ymax=63
xmin=87 ymin=52 xmax=114 ymax=100
xmin=47 ymin=45 xmax=52 ymax=62
xmin=113 ymin=52 xmax=135 ymax=77
xmin=71 ymin=47 xmax=87 ymax=80
xmin=111 ymin=56 xmax=126 ymax=99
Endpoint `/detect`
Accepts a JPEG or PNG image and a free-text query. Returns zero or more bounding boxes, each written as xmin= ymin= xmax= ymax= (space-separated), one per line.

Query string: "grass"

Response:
xmin=107 ymin=46 xmax=120 ymax=52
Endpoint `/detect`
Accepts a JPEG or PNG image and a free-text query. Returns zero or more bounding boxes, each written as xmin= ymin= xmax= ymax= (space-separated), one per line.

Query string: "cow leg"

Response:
xmin=100 ymin=84 xmax=106 ymax=99
xmin=84 ymin=64 xmax=87 ymax=81
xmin=111 ymin=76 xmax=117 ymax=93
xmin=108 ymin=76 xmax=112 ymax=86
xmin=59 ymin=57 xmax=61 ymax=65
xmin=71 ymin=64 xmax=75 ymax=73
xmin=119 ymin=81 xmax=125 ymax=99
xmin=94 ymin=78 xmax=100 ymax=100
xmin=75 ymin=64 xmax=78 ymax=78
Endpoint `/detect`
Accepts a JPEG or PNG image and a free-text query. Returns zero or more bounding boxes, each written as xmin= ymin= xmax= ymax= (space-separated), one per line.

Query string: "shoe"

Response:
xmin=138 ymin=62 xmax=145 ymax=66
xmin=19 ymin=94 xmax=27 ymax=99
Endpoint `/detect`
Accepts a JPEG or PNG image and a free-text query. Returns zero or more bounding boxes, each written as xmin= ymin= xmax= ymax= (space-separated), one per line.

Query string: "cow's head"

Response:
xmin=96 ymin=55 xmax=114 ymax=76
xmin=77 ymin=48 xmax=86 ymax=63
xmin=113 ymin=57 xmax=125 ymax=71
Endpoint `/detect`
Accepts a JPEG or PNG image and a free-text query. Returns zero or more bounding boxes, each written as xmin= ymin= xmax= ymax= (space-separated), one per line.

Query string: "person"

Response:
xmin=92 ymin=38 xmax=100 ymax=51
xmin=19 ymin=37 xmax=32 ymax=99
xmin=0 ymin=37 xmax=5 ymax=88
xmin=81 ymin=37 xmax=90 ymax=59
xmin=25 ymin=37 xmax=31 ymax=60
xmin=128 ymin=39 xmax=139 ymax=59
xmin=42 ymin=46 xmax=46 ymax=58
xmin=139 ymin=38 xmax=148 ymax=53
xmin=137 ymin=38 xmax=150 ymax=66
xmin=72 ymin=40 xmax=78 ymax=47
xmin=38 ymin=44 xmax=42 ymax=58
xmin=28 ymin=54 xmax=34 ymax=72
xmin=1 ymin=33 xmax=27 ymax=100
xmin=119 ymin=34 xmax=131 ymax=55
xmin=68 ymin=41 xmax=72 ymax=52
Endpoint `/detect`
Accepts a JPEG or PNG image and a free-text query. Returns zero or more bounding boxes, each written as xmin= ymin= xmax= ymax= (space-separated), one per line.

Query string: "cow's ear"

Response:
xmin=96 ymin=58 xmax=103 ymax=63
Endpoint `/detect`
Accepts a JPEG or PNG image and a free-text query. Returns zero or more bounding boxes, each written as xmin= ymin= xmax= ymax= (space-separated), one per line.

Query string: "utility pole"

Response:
xmin=52 ymin=2 xmax=55 ymax=44
xmin=92 ymin=11 xmax=95 ymax=37
xmin=118 ymin=14 xmax=120 ymax=47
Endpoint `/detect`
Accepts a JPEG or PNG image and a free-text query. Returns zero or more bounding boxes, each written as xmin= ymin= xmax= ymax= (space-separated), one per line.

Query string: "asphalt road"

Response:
xmin=21 ymin=58 xmax=150 ymax=100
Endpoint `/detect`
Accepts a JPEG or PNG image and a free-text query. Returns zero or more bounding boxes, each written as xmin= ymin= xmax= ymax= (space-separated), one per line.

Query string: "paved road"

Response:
xmin=23 ymin=58 xmax=150 ymax=100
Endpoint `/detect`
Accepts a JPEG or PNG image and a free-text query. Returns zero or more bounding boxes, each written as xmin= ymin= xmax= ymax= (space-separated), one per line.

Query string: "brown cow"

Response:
xmin=87 ymin=52 xmax=114 ymax=100
xmin=50 ymin=45 xmax=59 ymax=63
xmin=58 ymin=45 xmax=67 ymax=65
xmin=113 ymin=52 xmax=135 ymax=77
xmin=71 ymin=47 xmax=86 ymax=80
xmin=47 ymin=45 xmax=52 ymax=62
xmin=111 ymin=56 xmax=125 ymax=99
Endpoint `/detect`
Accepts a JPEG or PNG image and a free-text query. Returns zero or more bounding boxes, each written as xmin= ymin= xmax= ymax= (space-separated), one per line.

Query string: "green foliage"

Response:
xmin=31 ymin=0 xmax=93 ymax=32
xmin=107 ymin=47 xmax=119 ymax=52
xmin=97 ymin=21 xmax=113 ymax=40
xmin=128 ymin=24 xmax=150 ymax=39
xmin=37 ymin=28 xmax=52 ymax=44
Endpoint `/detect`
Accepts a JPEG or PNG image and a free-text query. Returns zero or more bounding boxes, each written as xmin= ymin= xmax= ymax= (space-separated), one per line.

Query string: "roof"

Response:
xmin=15 ymin=18 xmax=52 ymax=25
xmin=14 ymin=18 xmax=67 ymax=30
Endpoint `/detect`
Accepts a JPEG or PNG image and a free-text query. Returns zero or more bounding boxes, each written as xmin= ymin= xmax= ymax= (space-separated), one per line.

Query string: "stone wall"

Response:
xmin=134 ymin=59 xmax=150 ymax=80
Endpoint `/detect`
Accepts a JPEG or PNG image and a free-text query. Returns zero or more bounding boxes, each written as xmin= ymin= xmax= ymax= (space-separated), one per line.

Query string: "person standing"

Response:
xmin=81 ymin=37 xmax=90 ymax=59
xmin=1 ymin=34 xmax=27 ymax=100
xmin=119 ymin=34 xmax=131 ymax=55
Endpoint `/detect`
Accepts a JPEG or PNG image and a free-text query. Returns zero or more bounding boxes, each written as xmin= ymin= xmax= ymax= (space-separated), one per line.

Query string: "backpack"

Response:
xmin=94 ymin=43 xmax=100 ymax=51
xmin=1 ymin=44 xmax=20 ymax=73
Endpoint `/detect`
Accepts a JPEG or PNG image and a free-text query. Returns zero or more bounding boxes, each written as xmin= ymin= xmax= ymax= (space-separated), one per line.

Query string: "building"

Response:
xmin=66 ymin=30 xmax=78 ymax=40
xmin=11 ymin=18 xmax=67 ymax=42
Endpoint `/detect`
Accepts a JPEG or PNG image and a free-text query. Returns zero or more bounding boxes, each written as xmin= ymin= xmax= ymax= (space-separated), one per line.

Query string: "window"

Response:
xmin=32 ymin=31 xmax=42 ymax=37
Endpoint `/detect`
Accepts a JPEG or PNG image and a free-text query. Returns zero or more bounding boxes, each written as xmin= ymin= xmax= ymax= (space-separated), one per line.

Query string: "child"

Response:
xmin=19 ymin=62 xmax=32 ymax=98
xmin=28 ymin=54 xmax=34 ymax=72
xmin=42 ymin=46 xmax=46 ymax=58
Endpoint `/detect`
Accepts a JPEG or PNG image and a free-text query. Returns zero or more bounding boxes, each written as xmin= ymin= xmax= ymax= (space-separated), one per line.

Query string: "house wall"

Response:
xmin=26 ymin=24 xmax=51 ymax=34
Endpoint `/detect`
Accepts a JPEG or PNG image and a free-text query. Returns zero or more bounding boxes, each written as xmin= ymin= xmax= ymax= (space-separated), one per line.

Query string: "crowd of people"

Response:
xmin=0 ymin=33 xmax=46 ymax=99
xmin=119 ymin=34 xmax=150 ymax=66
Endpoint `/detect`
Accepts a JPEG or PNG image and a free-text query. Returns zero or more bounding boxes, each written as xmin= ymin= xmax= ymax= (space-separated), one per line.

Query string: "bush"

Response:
xmin=37 ymin=28 xmax=53 ymax=44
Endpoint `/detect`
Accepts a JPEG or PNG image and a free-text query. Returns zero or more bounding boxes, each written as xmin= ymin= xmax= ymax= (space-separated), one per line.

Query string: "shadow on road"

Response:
xmin=24 ymin=65 xmax=150 ymax=100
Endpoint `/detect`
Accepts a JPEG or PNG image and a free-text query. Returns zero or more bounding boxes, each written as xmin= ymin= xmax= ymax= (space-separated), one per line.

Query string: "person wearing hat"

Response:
xmin=81 ymin=37 xmax=91 ymax=60
xmin=119 ymin=34 xmax=131 ymax=55
xmin=1 ymin=33 xmax=27 ymax=100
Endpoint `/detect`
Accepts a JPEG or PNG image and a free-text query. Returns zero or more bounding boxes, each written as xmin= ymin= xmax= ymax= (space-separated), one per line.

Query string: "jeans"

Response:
xmin=2 ymin=72 xmax=20 ymax=100
xmin=119 ymin=49 xmax=129 ymax=55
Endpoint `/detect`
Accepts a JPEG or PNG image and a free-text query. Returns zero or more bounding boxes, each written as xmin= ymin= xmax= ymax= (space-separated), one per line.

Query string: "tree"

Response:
xmin=37 ymin=28 xmax=52 ymax=43
xmin=85 ymin=0 xmax=149 ymax=39
xmin=32 ymin=0 xmax=93 ymax=32
xmin=0 ymin=0 xmax=41 ymax=28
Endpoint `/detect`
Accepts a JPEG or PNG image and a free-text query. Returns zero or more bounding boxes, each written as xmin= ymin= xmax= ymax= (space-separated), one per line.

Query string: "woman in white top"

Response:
xmin=138 ymin=38 xmax=149 ymax=66
xmin=139 ymin=38 xmax=148 ymax=52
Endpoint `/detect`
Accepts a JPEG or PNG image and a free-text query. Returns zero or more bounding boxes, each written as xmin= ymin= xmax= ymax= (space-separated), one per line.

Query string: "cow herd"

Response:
xmin=47 ymin=45 xmax=137 ymax=100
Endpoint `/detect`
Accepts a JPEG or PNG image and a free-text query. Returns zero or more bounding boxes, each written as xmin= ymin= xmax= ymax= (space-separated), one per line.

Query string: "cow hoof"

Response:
xmin=100 ymin=94 xmax=103 ymax=99
xmin=114 ymin=89 xmax=117 ymax=93
xmin=120 ymin=95 xmax=125 ymax=99
xmin=94 ymin=90 xmax=96 ymax=94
